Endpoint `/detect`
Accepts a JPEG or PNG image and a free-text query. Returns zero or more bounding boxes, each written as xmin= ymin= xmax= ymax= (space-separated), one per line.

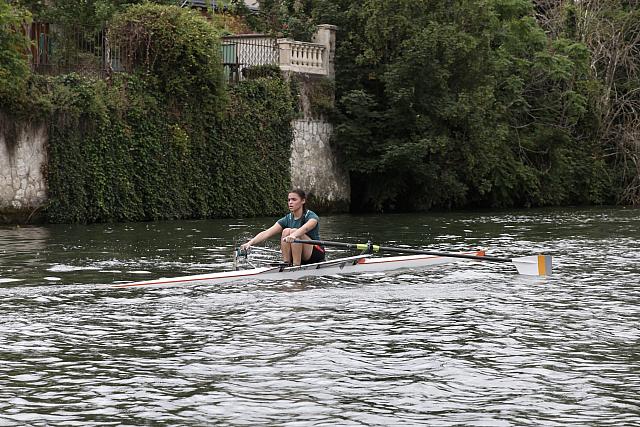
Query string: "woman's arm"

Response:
xmin=241 ymin=222 xmax=283 ymax=249
xmin=282 ymin=218 xmax=318 ymax=242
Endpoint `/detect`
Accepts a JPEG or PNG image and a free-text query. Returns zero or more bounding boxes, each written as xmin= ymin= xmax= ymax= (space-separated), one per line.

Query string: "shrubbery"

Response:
xmin=43 ymin=4 xmax=295 ymax=222
xmin=324 ymin=0 xmax=616 ymax=211
xmin=0 ymin=2 xmax=31 ymax=108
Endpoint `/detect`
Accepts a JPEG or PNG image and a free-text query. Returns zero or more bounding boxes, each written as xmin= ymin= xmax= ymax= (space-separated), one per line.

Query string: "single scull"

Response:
xmin=114 ymin=239 xmax=551 ymax=288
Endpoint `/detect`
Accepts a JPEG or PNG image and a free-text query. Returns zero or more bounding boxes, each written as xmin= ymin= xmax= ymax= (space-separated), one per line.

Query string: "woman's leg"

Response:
xmin=281 ymin=228 xmax=293 ymax=264
xmin=296 ymin=235 xmax=314 ymax=265
xmin=281 ymin=228 xmax=313 ymax=266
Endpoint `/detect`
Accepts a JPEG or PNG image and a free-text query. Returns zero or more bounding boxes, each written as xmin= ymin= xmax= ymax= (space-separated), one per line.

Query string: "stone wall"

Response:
xmin=0 ymin=120 xmax=48 ymax=223
xmin=0 ymin=116 xmax=350 ymax=223
xmin=0 ymin=116 xmax=350 ymax=222
xmin=290 ymin=119 xmax=350 ymax=212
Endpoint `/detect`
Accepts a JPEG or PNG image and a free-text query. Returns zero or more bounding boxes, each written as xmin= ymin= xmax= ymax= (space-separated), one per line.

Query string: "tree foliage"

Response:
xmin=574 ymin=0 xmax=640 ymax=205
xmin=13 ymin=0 xmax=175 ymax=28
xmin=108 ymin=3 xmax=226 ymax=113
xmin=0 ymin=2 xmax=31 ymax=107
xmin=312 ymin=0 xmax=614 ymax=211
xmin=254 ymin=0 xmax=320 ymax=40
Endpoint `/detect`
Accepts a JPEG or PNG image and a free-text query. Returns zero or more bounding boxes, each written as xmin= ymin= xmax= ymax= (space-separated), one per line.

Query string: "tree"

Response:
xmin=325 ymin=0 xmax=607 ymax=211
xmin=108 ymin=3 xmax=226 ymax=113
xmin=512 ymin=0 xmax=640 ymax=205
xmin=574 ymin=0 xmax=640 ymax=205
xmin=0 ymin=2 xmax=31 ymax=106
xmin=255 ymin=0 xmax=321 ymax=40
xmin=13 ymin=0 xmax=175 ymax=29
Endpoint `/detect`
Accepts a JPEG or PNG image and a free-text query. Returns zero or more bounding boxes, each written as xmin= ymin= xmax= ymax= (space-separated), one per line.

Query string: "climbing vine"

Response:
xmin=43 ymin=4 xmax=296 ymax=223
xmin=45 ymin=73 xmax=295 ymax=223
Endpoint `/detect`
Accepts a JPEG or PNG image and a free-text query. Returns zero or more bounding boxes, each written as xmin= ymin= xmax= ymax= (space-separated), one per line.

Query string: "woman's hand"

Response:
xmin=282 ymin=235 xmax=296 ymax=243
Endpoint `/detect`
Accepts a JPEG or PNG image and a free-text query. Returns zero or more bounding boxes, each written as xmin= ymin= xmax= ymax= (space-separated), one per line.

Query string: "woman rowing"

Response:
xmin=240 ymin=189 xmax=325 ymax=266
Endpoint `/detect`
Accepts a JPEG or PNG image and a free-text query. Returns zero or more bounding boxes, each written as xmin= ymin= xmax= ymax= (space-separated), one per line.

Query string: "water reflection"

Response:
xmin=0 ymin=225 xmax=50 ymax=251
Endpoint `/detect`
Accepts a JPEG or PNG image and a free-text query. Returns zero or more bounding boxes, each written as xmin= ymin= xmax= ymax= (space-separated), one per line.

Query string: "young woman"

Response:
xmin=240 ymin=189 xmax=325 ymax=266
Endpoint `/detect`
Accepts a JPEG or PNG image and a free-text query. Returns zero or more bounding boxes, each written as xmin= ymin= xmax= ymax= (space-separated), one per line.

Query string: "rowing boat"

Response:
xmin=114 ymin=250 xmax=488 ymax=288
xmin=115 ymin=235 xmax=553 ymax=289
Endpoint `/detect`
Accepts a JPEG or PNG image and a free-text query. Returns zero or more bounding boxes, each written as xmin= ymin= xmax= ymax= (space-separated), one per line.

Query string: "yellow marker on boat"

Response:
xmin=355 ymin=243 xmax=380 ymax=252
xmin=512 ymin=255 xmax=553 ymax=276
xmin=538 ymin=254 xmax=552 ymax=276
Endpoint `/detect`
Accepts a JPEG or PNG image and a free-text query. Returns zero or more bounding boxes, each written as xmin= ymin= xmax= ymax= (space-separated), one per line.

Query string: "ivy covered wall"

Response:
xmin=39 ymin=4 xmax=296 ymax=223
xmin=44 ymin=73 xmax=295 ymax=223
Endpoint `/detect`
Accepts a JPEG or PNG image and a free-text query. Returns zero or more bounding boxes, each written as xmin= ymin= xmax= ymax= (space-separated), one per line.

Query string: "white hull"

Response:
xmin=115 ymin=251 xmax=485 ymax=288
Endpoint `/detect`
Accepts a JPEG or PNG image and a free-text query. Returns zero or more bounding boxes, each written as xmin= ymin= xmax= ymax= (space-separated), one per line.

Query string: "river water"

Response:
xmin=0 ymin=207 xmax=638 ymax=425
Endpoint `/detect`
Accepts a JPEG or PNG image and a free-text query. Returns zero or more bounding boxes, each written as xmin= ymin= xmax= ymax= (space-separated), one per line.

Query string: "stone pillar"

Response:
xmin=312 ymin=24 xmax=338 ymax=78
xmin=277 ymin=38 xmax=293 ymax=73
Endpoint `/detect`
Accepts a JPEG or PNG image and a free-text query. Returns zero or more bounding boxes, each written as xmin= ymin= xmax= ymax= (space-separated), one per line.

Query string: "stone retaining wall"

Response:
xmin=0 ymin=114 xmax=349 ymax=223
xmin=290 ymin=119 xmax=349 ymax=212
xmin=0 ymin=121 xmax=48 ymax=223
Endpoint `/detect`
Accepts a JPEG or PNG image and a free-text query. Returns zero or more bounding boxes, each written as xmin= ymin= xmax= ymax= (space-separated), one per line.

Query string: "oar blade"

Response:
xmin=512 ymin=255 xmax=553 ymax=276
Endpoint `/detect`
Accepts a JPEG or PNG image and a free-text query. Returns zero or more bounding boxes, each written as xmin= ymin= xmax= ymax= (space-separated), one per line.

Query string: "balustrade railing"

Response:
xmin=221 ymin=36 xmax=330 ymax=81
xmin=279 ymin=40 xmax=326 ymax=74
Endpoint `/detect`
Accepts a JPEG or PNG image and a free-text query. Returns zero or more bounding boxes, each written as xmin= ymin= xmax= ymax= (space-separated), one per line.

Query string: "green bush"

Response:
xmin=0 ymin=2 xmax=31 ymax=108
xmin=242 ymin=64 xmax=281 ymax=80
xmin=108 ymin=3 xmax=226 ymax=114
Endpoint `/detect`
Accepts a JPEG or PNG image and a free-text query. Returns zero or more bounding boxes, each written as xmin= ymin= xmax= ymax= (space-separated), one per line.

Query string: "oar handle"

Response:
xmin=293 ymin=239 xmax=512 ymax=263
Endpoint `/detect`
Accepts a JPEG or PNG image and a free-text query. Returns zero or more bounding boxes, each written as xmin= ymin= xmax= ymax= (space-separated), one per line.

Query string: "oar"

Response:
xmin=293 ymin=239 xmax=552 ymax=276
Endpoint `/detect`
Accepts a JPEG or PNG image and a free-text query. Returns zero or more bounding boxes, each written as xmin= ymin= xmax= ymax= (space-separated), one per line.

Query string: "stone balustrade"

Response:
xmin=278 ymin=25 xmax=337 ymax=77
xmin=222 ymin=24 xmax=337 ymax=79
xmin=278 ymin=40 xmax=327 ymax=75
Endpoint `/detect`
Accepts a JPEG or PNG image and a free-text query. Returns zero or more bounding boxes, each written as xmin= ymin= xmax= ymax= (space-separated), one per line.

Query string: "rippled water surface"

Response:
xmin=1 ymin=207 xmax=639 ymax=425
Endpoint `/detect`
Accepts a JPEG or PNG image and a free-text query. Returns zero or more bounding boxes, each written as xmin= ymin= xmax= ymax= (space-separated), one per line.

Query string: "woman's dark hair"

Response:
xmin=289 ymin=188 xmax=307 ymax=215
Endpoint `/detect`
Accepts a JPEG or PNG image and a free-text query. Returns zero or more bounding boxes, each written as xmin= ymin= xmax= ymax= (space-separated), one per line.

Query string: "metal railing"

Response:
xmin=28 ymin=24 xmax=124 ymax=78
xmin=221 ymin=35 xmax=331 ymax=82
xmin=221 ymin=35 xmax=278 ymax=82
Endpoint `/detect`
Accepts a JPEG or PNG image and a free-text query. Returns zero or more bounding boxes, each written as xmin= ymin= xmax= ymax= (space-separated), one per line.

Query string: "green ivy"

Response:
xmin=35 ymin=4 xmax=296 ymax=223
xmin=44 ymin=73 xmax=295 ymax=223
